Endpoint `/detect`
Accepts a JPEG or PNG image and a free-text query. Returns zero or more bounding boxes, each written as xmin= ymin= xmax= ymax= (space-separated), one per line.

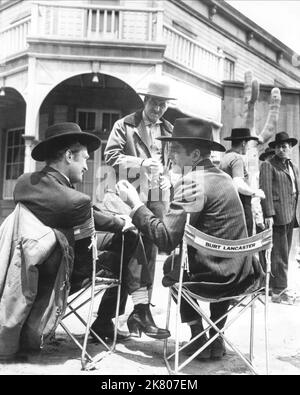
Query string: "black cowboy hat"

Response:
xmin=156 ymin=117 xmax=226 ymax=152
xmin=224 ymin=128 xmax=259 ymax=142
xmin=32 ymin=122 xmax=101 ymax=161
xmin=268 ymin=131 xmax=298 ymax=149
xmin=259 ymin=147 xmax=275 ymax=161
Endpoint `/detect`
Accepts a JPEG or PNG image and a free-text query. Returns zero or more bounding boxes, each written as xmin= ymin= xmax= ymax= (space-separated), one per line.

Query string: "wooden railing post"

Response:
xmin=30 ymin=2 xmax=39 ymax=36
xmin=156 ymin=9 xmax=163 ymax=41
xmin=218 ymin=48 xmax=225 ymax=81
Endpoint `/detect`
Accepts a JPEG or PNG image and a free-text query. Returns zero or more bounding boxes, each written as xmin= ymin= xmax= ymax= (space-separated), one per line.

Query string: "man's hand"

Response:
xmin=159 ymin=175 xmax=171 ymax=191
xmin=142 ymin=158 xmax=162 ymax=180
xmin=116 ymin=180 xmax=142 ymax=209
xmin=265 ymin=217 xmax=274 ymax=228
xmin=254 ymin=189 xmax=265 ymax=199
xmin=118 ymin=214 xmax=136 ymax=232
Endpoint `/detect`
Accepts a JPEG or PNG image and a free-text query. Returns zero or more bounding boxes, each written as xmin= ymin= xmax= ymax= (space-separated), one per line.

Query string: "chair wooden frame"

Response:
xmin=59 ymin=210 xmax=125 ymax=371
xmin=164 ymin=214 xmax=273 ymax=375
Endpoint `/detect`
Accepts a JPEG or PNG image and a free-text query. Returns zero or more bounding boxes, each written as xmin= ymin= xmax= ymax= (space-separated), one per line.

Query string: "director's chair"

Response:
xmin=164 ymin=214 xmax=273 ymax=375
xmin=59 ymin=209 xmax=124 ymax=371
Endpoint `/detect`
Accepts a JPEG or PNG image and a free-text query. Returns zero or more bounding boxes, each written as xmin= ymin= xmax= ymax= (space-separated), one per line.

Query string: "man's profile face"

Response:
xmin=68 ymin=147 xmax=89 ymax=184
xmin=275 ymin=142 xmax=292 ymax=160
xmin=144 ymin=96 xmax=168 ymax=124
xmin=168 ymin=141 xmax=194 ymax=173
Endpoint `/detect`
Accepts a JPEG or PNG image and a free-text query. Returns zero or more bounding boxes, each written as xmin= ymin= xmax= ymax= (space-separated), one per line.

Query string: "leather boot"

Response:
xmin=127 ymin=304 xmax=171 ymax=340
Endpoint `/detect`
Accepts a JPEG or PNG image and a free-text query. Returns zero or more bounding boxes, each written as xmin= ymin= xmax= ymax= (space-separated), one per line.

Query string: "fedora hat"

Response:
xmin=268 ymin=131 xmax=298 ymax=149
xmin=137 ymin=78 xmax=176 ymax=100
xmin=157 ymin=117 xmax=226 ymax=152
xmin=32 ymin=122 xmax=101 ymax=161
xmin=259 ymin=147 xmax=275 ymax=161
xmin=224 ymin=128 xmax=259 ymax=142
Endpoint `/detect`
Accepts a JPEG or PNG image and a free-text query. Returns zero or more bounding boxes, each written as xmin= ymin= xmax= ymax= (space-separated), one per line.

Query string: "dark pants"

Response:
xmin=271 ymin=219 xmax=295 ymax=293
xmin=163 ymin=256 xmax=230 ymax=332
xmin=96 ymin=231 xmax=144 ymax=320
xmin=240 ymin=194 xmax=253 ymax=236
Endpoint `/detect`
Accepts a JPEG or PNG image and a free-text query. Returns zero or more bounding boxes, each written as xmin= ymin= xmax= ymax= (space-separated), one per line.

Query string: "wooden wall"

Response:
xmin=164 ymin=1 xmax=300 ymax=88
xmin=221 ymin=82 xmax=300 ymax=168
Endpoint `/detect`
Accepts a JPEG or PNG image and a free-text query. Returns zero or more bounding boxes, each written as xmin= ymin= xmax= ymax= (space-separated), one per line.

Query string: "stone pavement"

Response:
xmin=1 ymin=243 xmax=300 ymax=376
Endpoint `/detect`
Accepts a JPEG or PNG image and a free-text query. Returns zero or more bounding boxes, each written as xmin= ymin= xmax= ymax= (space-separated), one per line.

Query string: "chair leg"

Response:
xmin=250 ymin=298 xmax=255 ymax=363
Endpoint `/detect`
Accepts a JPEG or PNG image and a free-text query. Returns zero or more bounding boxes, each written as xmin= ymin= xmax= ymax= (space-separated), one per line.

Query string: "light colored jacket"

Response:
xmin=0 ymin=203 xmax=73 ymax=358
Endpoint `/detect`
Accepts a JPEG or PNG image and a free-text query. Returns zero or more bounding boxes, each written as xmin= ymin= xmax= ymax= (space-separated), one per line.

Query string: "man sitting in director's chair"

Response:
xmin=116 ymin=118 xmax=265 ymax=360
xmin=12 ymin=123 xmax=145 ymax=347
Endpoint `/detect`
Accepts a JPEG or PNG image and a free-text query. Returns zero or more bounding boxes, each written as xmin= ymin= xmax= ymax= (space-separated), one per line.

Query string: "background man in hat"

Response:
xmin=259 ymin=132 xmax=300 ymax=304
xmin=96 ymin=78 xmax=175 ymax=339
xmin=116 ymin=118 xmax=264 ymax=360
xmin=259 ymin=147 xmax=275 ymax=162
xmin=13 ymin=122 xmax=139 ymax=342
xmin=220 ymin=128 xmax=265 ymax=236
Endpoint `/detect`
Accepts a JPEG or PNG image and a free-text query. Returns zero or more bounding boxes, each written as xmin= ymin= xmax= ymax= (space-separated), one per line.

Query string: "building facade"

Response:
xmin=0 ymin=0 xmax=300 ymax=222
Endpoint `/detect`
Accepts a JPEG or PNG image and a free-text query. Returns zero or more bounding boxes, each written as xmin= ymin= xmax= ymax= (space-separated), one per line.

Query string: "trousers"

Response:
xmin=270 ymin=218 xmax=295 ymax=292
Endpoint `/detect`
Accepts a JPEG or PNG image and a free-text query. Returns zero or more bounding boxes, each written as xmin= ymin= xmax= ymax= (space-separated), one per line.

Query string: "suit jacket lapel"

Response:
xmin=272 ymin=156 xmax=290 ymax=177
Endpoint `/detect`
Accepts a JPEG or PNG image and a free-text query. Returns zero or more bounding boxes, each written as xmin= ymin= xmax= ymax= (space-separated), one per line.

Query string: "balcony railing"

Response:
xmin=0 ymin=16 xmax=31 ymax=61
xmin=163 ymin=24 xmax=224 ymax=81
xmin=31 ymin=1 xmax=164 ymax=42
xmin=0 ymin=2 xmax=224 ymax=82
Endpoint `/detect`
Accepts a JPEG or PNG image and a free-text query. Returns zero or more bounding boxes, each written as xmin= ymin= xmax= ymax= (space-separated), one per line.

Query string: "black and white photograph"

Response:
xmin=0 ymin=0 xmax=300 ymax=377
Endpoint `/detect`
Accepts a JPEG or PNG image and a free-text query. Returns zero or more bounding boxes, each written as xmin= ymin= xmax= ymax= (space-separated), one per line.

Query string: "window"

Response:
xmin=224 ymin=57 xmax=235 ymax=80
xmin=3 ymin=128 xmax=25 ymax=199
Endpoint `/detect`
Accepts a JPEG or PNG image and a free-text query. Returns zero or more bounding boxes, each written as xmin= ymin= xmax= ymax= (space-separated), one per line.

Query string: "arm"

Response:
xmin=93 ymin=206 xmax=124 ymax=233
xmin=259 ymin=161 xmax=275 ymax=219
xmin=104 ymin=119 xmax=144 ymax=170
xmin=116 ymin=175 xmax=204 ymax=253
xmin=231 ymin=155 xmax=264 ymax=198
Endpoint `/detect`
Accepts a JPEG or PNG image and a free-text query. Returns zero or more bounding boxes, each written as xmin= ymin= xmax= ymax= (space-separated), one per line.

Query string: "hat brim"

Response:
xmin=268 ymin=138 xmax=298 ymax=148
xmin=259 ymin=153 xmax=271 ymax=161
xmin=137 ymin=92 xmax=177 ymax=100
xmin=224 ymin=136 xmax=259 ymax=142
xmin=156 ymin=136 xmax=226 ymax=152
xmin=32 ymin=132 xmax=101 ymax=161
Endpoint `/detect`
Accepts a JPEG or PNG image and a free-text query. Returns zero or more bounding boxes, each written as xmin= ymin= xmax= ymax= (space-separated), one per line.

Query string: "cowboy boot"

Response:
xmin=127 ymin=304 xmax=170 ymax=340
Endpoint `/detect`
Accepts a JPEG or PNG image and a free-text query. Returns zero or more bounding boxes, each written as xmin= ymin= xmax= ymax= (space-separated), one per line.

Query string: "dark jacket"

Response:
xmin=132 ymin=159 xmax=264 ymax=298
xmin=259 ymin=155 xmax=300 ymax=226
xmin=14 ymin=166 xmax=124 ymax=232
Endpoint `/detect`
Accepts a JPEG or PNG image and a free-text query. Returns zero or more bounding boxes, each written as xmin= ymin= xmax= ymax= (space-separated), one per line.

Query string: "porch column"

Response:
xmin=24 ymin=56 xmax=40 ymax=173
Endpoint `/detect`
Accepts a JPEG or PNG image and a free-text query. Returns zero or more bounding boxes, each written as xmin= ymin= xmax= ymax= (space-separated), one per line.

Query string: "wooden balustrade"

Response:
xmin=163 ymin=24 xmax=224 ymax=81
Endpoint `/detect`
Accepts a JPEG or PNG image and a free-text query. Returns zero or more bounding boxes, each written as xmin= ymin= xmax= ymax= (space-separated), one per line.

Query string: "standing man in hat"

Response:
xmin=116 ymin=118 xmax=264 ymax=360
xmin=13 ymin=122 xmax=139 ymax=341
xmin=220 ymin=128 xmax=265 ymax=236
xmin=94 ymin=78 xmax=175 ymax=340
xmin=260 ymin=132 xmax=300 ymax=304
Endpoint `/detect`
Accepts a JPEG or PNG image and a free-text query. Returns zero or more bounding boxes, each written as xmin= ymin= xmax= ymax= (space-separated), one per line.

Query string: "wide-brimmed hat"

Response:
xmin=137 ymin=79 xmax=176 ymax=100
xmin=156 ymin=117 xmax=226 ymax=152
xmin=32 ymin=122 xmax=101 ymax=161
xmin=259 ymin=147 xmax=275 ymax=161
xmin=224 ymin=128 xmax=259 ymax=142
xmin=268 ymin=131 xmax=298 ymax=149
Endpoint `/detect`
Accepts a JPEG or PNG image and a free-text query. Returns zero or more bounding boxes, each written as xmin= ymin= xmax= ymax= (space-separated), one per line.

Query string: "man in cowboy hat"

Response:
xmin=94 ymin=77 xmax=176 ymax=340
xmin=220 ymin=128 xmax=265 ymax=236
xmin=116 ymin=118 xmax=264 ymax=360
xmin=13 ymin=122 xmax=139 ymax=342
xmin=260 ymin=132 xmax=300 ymax=305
